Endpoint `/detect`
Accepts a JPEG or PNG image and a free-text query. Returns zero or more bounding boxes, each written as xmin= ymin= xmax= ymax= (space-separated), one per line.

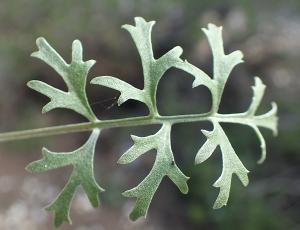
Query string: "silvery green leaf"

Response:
xmin=221 ymin=77 xmax=278 ymax=163
xmin=90 ymin=76 xmax=146 ymax=106
xmin=118 ymin=123 xmax=189 ymax=220
xmin=194 ymin=129 xmax=219 ymax=165
xmin=247 ymin=77 xmax=266 ymax=116
xmin=26 ymin=129 xmax=103 ymax=227
xmin=174 ymin=60 xmax=216 ymax=90
xmin=243 ymin=77 xmax=278 ymax=136
xmin=195 ymin=122 xmax=249 ymax=209
xmin=28 ymin=38 xmax=97 ymax=121
xmin=216 ymin=78 xmax=278 ymax=164
xmin=202 ymin=23 xmax=244 ymax=113
xmin=245 ymin=77 xmax=278 ymax=163
xmin=92 ymin=17 xmax=183 ymax=115
xmin=194 ymin=24 xmax=278 ymax=209
xmin=17 ymin=17 xmax=278 ymax=226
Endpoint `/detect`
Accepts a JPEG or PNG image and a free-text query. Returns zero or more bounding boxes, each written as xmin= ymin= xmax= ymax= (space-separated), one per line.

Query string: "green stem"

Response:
xmin=0 ymin=112 xmax=257 ymax=142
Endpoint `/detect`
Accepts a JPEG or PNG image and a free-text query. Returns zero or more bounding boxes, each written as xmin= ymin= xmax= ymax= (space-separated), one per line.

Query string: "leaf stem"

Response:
xmin=0 ymin=112 xmax=263 ymax=142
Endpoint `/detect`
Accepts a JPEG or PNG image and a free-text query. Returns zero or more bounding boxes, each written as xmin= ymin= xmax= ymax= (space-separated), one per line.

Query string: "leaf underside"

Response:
xmin=118 ymin=123 xmax=189 ymax=220
xmin=91 ymin=17 xmax=183 ymax=115
xmin=25 ymin=16 xmax=278 ymax=227
xmin=26 ymin=129 xmax=103 ymax=227
xmin=29 ymin=37 xmax=97 ymax=121
xmin=27 ymin=35 xmax=103 ymax=227
xmin=194 ymin=24 xmax=277 ymax=208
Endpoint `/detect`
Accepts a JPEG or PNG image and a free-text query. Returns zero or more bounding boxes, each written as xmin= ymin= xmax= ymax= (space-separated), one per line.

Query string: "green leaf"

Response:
xmin=118 ymin=123 xmax=189 ymax=220
xmin=27 ymin=37 xmax=104 ymax=227
xmin=91 ymin=76 xmax=146 ymax=106
xmin=194 ymin=24 xmax=278 ymax=209
xmin=247 ymin=77 xmax=266 ymax=116
xmin=195 ymin=122 xmax=249 ymax=209
xmin=245 ymin=77 xmax=278 ymax=163
xmin=217 ymin=77 xmax=278 ymax=164
xmin=245 ymin=77 xmax=278 ymax=135
xmin=8 ymin=17 xmax=277 ymax=227
xmin=174 ymin=60 xmax=215 ymax=91
xmin=26 ymin=129 xmax=104 ymax=227
xmin=91 ymin=17 xmax=183 ymax=115
xmin=28 ymin=37 xmax=97 ymax=121
xmin=202 ymin=23 xmax=244 ymax=113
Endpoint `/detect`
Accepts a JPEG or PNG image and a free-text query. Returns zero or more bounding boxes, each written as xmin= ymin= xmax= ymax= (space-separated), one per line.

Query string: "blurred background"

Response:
xmin=0 ymin=0 xmax=300 ymax=229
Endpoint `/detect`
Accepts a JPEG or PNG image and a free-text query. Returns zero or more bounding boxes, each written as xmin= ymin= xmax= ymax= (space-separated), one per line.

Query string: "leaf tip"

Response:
xmin=72 ymin=39 xmax=83 ymax=61
xmin=48 ymin=209 xmax=72 ymax=228
xmin=194 ymin=156 xmax=204 ymax=165
xmin=26 ymin=80 xmax=36 ymax=89
xmin=271 ymin=102 xmax=279 ymax=136
xmin=72 ymin=39 xmax=81 ymax=46
xmin=117 ymin=96 xmax=126 ymax=106
xmin=117 ymin=157 xmax=125 ymax=164
xmin=134 ymin=16 xmax=155 ymax=26
xmin=41 ymin=105 xmax=51 ymax=114
xmin=238 ymin=171 xmax=250 ymax=187
xmin=90 ymin=76 xmax=104 ymax=85
xmin=35 ymin=37 xmax=47 ymax=46
xmin=181 ymin=183 xmax=189 ymax=194
xmin=254 ymin=76 xmax=264 ymax=86
xmin=30 ymin=51 xmax=39 ymax=58
xmin=129 ymin=211 xmax=146 ymax=222
xmin=173 ymin=46 xmax=183 ymax=57
xmin=213 ymin=202 xmax=225 ymax=210
xmin=192 ymin=81 xmax=199 ymax=88
xmin=202 ymin=23 xmax=222 ymax=33
xmin=86 ymin=59 xmax=96 ymax=68
xmin=25 ymin=163 xmax=34 ymax=173
xmin=257 ymin=147 xmax=266 ymax=164
xmin=121 ymin=24 xmax=133 ymax=31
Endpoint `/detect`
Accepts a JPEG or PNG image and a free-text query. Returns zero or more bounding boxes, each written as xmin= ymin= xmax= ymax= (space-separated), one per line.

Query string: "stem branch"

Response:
xmin=0 ymin=112 xmax=256 ymax=142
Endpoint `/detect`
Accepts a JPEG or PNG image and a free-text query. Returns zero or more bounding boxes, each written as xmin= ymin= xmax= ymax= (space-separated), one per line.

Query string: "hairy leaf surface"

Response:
xmin=26 ymin=129 xmax=103 ymax=227
xmin=194 ymin=24 xmax=278 ymax=208
xmin=91 ymin=17 xmax=183 ymax=115
xmin=118 ymin=123 xmax=189 ymax=220
xmin=195 ymin=122 xmax=249 ymax=208
xmin=29 ymin=38 xmax=97 ymax=121
xmin=14 ymin=17 xmax=278 ymax=227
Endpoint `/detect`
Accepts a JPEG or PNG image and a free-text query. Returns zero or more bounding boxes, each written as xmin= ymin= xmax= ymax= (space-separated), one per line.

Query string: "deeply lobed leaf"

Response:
xmin=29 ymin=38 xmax=97 ymax=121
xmin=195 ymin=122 xmax=249 ymax=208
xmin=91 ymin=17 xmax=184 ymax=115
xmin=118 ymin=123 xmax=189 ymax=220
xmin=27 ymin=36 xmax=104 ymax=227
xmin=194 ymin=24 xmax=278 ymax=209
xmin=26 ymin=129 xmax=104 ymax=227
xmin=202 ymin=24 xmax=244 ymax=113
xmin=21 ymin=17 xmax=278 ymax=226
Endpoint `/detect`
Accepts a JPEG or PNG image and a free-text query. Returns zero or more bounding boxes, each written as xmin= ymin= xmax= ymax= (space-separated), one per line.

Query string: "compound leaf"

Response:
xmin=26 ymin=129 xmax=104 ymax=227
xmin=15 ymin=18 xmax=278 ymax=226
